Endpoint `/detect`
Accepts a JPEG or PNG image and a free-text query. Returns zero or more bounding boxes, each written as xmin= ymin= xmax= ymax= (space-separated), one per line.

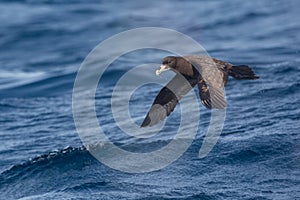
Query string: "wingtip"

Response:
xmin=140 ymin=123 xmax=146 ymax=128
xmin=140 ymin=123 xmax=149 ymax=128
xmin=140 ymin=117 xmax=150 ymax=128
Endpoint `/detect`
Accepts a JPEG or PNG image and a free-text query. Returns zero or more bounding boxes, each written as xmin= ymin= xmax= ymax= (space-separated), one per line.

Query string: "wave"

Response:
xmin=0 ymin=70 xmax=46 ymax=90
xmin=0 ymin=140 xmax=191 ymax=199
xmin=0 ymin=138 xmax=182 ymax=179
xmin=0 ymin=71 xmax=76 ymax=98
xmin=186 ymin=8 xmax=277 ymax=33
xmin=1 ymin=146 xmax=88 ymax=177
xmin=0 ymin=146 xmax=97 ymax=199
xmin=215 ymin=134 xmax=296 ymax=166
xmin=0 ymin=65 xmax=148 ymax=98
xmin=255 ymin=82 xmax=300 ymax=98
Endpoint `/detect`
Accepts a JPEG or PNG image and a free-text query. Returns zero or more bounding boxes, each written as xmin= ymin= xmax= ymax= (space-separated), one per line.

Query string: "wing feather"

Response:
xmin=198 ymin=78 xmax=226 ymax=109
xmin=141 ymin=74 xmax=198 ymax=127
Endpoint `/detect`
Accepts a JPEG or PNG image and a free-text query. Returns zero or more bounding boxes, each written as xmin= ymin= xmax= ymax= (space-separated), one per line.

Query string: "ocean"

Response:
xmin=0 ymin=0 xmax=299 ymax=199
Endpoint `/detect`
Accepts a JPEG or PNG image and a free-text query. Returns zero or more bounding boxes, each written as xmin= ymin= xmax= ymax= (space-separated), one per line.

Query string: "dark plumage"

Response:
xmin=141 ymin=55 xmax=259 ymax=127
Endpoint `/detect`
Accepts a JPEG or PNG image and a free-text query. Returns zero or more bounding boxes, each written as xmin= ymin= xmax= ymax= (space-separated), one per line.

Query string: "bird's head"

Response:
xmin=156 ymin=56 xmax=177 ymax=75
xmin=156 ymin=56 xmax=194 ymax=76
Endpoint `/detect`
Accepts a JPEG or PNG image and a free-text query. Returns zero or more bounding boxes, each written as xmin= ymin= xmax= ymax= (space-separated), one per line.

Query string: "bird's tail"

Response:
xmin=228 ymin=65 xmax=259 ymax=80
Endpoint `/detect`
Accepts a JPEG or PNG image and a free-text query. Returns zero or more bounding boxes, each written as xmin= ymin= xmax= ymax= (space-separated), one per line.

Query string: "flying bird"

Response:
xmin=141 ymin=55 xmax=259 ymax=127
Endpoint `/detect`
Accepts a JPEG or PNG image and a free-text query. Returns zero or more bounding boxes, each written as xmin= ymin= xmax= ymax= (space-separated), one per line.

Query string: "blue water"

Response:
xmin=1 ymin=0 xmax=300 ymax=199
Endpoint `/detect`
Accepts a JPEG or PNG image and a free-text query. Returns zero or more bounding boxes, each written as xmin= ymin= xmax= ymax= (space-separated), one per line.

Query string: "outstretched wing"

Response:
xmin=198 ymin=78 xmax=226 ymax=109
xmin=141 ymin=74 xmax=198 ymax=127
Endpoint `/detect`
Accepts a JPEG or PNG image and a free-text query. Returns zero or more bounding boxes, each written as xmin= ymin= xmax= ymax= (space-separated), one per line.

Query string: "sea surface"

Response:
xmin=0 ymin=0 xmax=300 ymax=199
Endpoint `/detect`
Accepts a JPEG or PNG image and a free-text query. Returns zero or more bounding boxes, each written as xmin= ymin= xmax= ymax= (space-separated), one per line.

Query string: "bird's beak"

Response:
xmin=156 ymin=65 xmax=170 ymax=76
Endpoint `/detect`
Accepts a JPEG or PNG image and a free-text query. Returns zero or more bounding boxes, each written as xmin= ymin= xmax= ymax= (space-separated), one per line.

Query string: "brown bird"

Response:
xmin=141 ymin=55 xmax=259 ymax=127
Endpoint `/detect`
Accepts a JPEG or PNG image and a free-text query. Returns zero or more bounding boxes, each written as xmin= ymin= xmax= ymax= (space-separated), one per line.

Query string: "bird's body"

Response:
xmin=141 ymin=55 xmax=259 ymax=127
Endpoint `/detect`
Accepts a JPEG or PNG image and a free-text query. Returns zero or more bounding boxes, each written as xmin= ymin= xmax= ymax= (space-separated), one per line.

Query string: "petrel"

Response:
xmin=141 ymin=55 xmax=259 ymax=127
